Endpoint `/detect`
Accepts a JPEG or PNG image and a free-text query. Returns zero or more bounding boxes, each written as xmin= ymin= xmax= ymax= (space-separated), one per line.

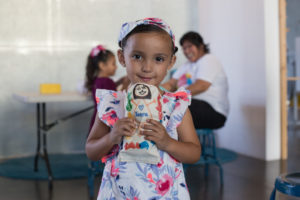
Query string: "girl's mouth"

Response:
xmin=138 ymin=76 xmax=152 ymax=82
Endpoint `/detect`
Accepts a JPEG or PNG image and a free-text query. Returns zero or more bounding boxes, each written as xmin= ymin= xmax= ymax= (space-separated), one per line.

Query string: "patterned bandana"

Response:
xmin=118 ymin=17 xmax=176 ymax=48
xmin=90 ymin=45 xmax=106 ymax=57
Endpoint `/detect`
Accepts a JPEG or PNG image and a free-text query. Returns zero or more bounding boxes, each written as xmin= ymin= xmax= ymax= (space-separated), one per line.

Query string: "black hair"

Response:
xmin=179 ymin=31 xmax=210 ymax=53
xmin=119 ymin=24 xmax=178 ymax=55
xmin=84 ymin=50 xmax=114 ymax=92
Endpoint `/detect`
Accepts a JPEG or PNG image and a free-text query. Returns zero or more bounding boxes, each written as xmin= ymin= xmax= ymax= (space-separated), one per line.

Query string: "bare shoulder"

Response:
xmin=87 ymin=113 xmax=110 ymax=141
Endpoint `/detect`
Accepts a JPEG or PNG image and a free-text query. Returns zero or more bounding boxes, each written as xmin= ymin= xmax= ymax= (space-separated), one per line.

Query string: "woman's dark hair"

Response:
xmin=84 ymin=50 xmax=114 ymax=92
xmin=119 ymin=24 xmax=178 ymax=54
xmin=179 ymin=31 xmax=210 ymax=53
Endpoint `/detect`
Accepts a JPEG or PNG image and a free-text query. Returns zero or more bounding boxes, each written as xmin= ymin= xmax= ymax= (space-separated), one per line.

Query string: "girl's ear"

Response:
xmin=117 ymin=49 xmax=125 ymax=67
xmin=98 ymin=61 xmax=105 ymax=71
xmin=168 ymin=55 xmax=176 ymax=70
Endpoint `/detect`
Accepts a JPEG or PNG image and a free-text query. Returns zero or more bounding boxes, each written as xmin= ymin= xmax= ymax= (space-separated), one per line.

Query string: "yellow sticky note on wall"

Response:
xmin=40 ymin=84 xmax=61 ymax=94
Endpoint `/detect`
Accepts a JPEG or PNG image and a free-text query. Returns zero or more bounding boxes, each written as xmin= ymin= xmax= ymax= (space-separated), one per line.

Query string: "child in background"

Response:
xmin=84 ymin=45 xmax=129 ymax=131
xmin=86 ymin=18 xmax=201 ymax=199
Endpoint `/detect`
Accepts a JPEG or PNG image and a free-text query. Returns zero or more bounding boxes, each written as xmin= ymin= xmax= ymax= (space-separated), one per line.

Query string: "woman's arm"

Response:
xmin=141 ymin=109 xmax=201 ymax=164
xmin=161 ymin=78 xmax=178 ymax=92
xmin=186 ymin=79 xmax=211 ymax=96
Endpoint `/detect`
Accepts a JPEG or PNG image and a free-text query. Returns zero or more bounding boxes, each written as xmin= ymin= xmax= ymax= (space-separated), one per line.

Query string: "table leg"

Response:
xmin=42 ymin=103 xmax=53 ymax=189
xmin=34 ymin=103 xmax=41 ymax=172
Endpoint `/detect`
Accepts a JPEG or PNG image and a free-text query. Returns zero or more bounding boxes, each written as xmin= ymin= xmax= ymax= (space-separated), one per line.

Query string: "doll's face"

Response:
xmin=133 ymin=84 xmax=151 ymax=99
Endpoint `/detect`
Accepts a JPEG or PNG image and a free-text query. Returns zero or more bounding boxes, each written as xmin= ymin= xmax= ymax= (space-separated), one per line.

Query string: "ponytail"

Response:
xmin=84 ymin=46 xmax=114 ymax=92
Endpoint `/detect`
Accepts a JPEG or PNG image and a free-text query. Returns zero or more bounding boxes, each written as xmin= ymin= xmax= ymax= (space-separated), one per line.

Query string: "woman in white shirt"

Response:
xmin=162 ymin=32 xmax=229 ymax=129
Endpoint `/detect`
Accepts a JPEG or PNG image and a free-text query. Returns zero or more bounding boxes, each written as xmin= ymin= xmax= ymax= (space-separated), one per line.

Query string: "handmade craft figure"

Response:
xmin=118 ymin=83 xmax=162 ymax=164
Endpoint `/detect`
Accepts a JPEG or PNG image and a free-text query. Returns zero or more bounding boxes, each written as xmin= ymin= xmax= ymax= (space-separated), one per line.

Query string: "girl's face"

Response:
xmin=181 ymin=40 xmax=204 ymax=63
xmin=98 ymin=55 xmax=117 ymax=77
xmin=118 ymin=32 xmax=176 ymax=87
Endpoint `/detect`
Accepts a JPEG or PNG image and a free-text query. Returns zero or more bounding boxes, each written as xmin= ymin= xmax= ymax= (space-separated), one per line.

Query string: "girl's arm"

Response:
xmin=141 ymin=109 xmax=201 ymax=164
xmin=165 ymin=109 xmax=201 ymax=163
xmin=86 ymin=114 xmax=135 ymax=161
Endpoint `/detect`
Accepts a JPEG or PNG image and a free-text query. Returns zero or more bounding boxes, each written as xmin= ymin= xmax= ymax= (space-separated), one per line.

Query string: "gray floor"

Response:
xmin=0 ymin=128 xmax=299 ymax=200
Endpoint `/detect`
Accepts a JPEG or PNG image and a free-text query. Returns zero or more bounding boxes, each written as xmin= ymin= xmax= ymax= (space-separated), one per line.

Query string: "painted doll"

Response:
xmin=118 ymin=83 xmax=162 ymax=164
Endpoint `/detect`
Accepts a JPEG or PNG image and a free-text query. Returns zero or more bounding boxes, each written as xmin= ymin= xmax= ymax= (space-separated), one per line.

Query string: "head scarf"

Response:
xmin=118 ymin=17 xmax=176 ymax=49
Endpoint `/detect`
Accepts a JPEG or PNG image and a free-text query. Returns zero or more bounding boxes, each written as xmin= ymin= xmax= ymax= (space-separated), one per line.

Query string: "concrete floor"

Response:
xmin=0 ymin=128 xmax=299 ymax=200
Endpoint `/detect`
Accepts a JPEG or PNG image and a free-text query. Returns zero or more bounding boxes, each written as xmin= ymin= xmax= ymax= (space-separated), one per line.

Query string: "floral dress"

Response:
xmin=95 ymin=87 xmax=191 ymax=200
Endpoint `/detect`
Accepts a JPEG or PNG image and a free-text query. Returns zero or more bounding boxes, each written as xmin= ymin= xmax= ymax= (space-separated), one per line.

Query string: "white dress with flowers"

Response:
xmin=95 ymin=87 xmax=191 ymax=200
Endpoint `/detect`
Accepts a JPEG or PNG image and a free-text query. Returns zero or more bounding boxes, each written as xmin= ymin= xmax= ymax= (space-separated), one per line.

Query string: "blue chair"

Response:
xmin=185 ymin=129 xmax=224 ymax=185
xmin=270 ymin=172 xmax=300 ymax=200
xmin=88 ymin=160 xmax=104 ymax=199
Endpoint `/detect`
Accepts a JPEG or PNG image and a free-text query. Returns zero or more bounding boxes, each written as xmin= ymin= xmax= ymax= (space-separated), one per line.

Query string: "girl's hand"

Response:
xmin=110 ymin=117 xmax=136 ymax=144
xmin=140 ymin=119 xmax=172 ymax=151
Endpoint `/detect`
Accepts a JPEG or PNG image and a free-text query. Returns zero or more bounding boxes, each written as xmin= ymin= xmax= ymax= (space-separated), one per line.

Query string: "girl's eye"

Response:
xmin=132 ymin=54 xmax=142 ymax=60
xmin=155 ymin=57 xmax=164 ymax=62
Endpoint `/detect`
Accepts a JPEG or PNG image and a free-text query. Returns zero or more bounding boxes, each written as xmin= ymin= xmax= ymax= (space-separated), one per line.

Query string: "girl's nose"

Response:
xmin=141 ymin=61 xmax=152 ymax=72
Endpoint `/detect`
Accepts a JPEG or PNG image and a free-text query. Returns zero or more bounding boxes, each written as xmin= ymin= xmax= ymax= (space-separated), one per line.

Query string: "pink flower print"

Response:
xmin=147 ymin=173 xmax=156 ymax=184
xmin=163 ymin=97 xmax=169 ymax=104
xmin=101 ymin=110 xmax=118 ymax=127
xmin=155 ymin=174 xmax=174 ymax=196
xmin=145 ymin=17 xmax=163 ymax=23
xmin=169 ymin=154 xmax=180 ymax=163
xmin=95 ymin=97 xmax=100 ymax=104
xmin=156 ymin=95 xmax=162 ymax=121
xmin=110 ymin=159 xmax=119 ymax=177
xmin=101 ymin=145 xmax=119 ymax=163
xmin=164 ymin=90 xmax=190 ymax=102
xmin=157 ymin=158 xmax=164 ymax=168
xmin=175 ymin=167 xmax=181 ymax=179
xmin=112 ymin=92 xmax=117 ymax=98
xmin=174 ymin=102 xmax=181 ymax=109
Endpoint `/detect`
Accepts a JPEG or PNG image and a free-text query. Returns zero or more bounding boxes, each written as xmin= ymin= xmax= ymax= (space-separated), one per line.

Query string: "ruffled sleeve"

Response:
xmin=95 ymin=89 xmax=125 ymax=163
xmin=164 ymin=87 xmax=191 ymax=129
xmin=95 ymin=89 xmax=125 ymax=128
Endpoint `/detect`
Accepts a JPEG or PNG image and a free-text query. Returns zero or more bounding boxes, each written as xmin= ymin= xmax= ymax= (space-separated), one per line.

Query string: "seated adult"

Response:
xmin=162 ymin=31 xmax=229 ymax=129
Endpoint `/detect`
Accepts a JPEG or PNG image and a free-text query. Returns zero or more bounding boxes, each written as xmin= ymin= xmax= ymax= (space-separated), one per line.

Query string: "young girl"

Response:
xmin=86 ymin=18 xmax=201 ymax=199
xmin=84 ymin=45 xmax=129 ymax=131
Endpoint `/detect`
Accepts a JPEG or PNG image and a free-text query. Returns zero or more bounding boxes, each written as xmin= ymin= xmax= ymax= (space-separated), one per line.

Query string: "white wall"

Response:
xmin=197 ymin=0 xmax=281 ymax=160
xmin=0 ymin=0 xmax=281 ymax=160
xmin=0 ymin=0 xmax=199 ymax=158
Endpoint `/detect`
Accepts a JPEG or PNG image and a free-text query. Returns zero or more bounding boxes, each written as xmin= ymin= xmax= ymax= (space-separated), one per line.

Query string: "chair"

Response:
xmin=87 ymin=160 xmax=104 ymax=199
xmin=185 ymin=129 xmax=224 ymax=185
xmin=270 ymin=172 xmax=300 ymax=200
